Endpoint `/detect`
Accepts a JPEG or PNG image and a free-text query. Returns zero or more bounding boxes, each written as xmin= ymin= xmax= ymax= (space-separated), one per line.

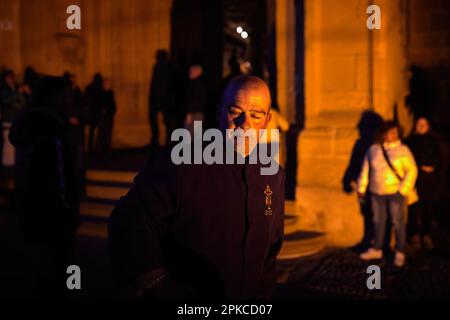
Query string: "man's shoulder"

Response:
xmin=133 ymin=149 xmax=180 ymax=189
xmin=133 ymin=148 xmax=214 ymax=189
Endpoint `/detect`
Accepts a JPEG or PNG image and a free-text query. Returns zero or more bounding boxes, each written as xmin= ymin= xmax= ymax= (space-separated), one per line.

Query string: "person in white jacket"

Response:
xmin=357 ymin=121 xmax=418 ymax=267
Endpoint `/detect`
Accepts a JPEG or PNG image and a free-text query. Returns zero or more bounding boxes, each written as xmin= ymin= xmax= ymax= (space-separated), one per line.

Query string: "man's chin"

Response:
xmin=233 ymin=143 xmax=258 ymax=158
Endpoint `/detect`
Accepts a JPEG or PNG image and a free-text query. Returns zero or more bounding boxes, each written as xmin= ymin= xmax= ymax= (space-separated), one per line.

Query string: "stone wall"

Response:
xmin=0 ymin=0 xmax=171 ymax=148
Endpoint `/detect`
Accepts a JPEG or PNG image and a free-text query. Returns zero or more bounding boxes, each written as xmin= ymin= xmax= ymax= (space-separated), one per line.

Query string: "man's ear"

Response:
xmin=265 ymin=112 xmax=272 ymax=126
xmin=218 ymin=106 xmax=228 ymax=131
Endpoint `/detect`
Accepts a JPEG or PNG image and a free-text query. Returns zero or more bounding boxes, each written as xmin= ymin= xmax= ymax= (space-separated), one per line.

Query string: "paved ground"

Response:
xmin=275 ymin=243 xmax=450 ymax=300
xmin=2 ymin=208 xmax=450 ymax=300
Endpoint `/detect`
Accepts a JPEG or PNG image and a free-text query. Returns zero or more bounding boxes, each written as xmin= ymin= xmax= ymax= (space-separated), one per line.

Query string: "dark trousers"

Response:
xmin=149 ymin=108 xmax=175 ymax=146
xmin=359 ymin=193 xmax=374 ymax=249
xmin=96 ymin=116 xmax=114 ymax=155
xmin=408 ymin=200 xmax=433 ymax=236
xmin=68 ymin=125 xmax=86 ymax=197
xmin=371 ymin=193 xmax=406 ymax=252
xmin=87 ymin=122 xmax=98 ymax=154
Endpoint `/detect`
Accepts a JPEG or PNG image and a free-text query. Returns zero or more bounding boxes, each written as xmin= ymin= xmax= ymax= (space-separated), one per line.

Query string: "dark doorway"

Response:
xmin=284 ymin=0 xmax=305 ymax=200
xmin=170 ymin=0 xmax=224 ymax=128
xmin=295 ymin=0 xmax=305 ymax=130
xmin=222 ymin=0 xmax=269 ymax=79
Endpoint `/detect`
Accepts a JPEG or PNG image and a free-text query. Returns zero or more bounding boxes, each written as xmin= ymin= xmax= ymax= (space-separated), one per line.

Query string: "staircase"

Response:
xmin=278 ymin=200 xmax=326 ymax=260
xmin=79 ymin=169 xmax=326 ymax=259
xmin=78 ymin=170 xmax=136 ymax=238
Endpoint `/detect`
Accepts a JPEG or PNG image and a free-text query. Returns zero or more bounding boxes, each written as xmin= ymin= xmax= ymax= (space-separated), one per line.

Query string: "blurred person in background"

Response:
xmin=405 ymin=117 xmax=442 ymax=249
xmin=64 ymin=71 xmax=87 ymax=197
xmin=184 ymin=62 xmax=207 ymax=135
xmin=221 ymin=49 xmax=242 ymax=93
xmin=9 ymin=75 xmax=80 ymax=297
xmin=149 ymin=50 xmax=175 ymax=147
xmin=84 ymin=73 xmax=104 ymax=154
xmin=0 ymin=70 xmax=27 ymax=168
xmin=23 ymin=66 xmax=40 ymax=105
xmin=357 ymin=121 xmax=418 ymax=267
xmin=96 ymin=77 xmax=116 ymax=156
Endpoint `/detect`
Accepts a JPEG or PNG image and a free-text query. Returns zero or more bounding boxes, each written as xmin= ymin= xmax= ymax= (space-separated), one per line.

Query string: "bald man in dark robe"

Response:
xmin=109 ymin=75 xmax=285 ymax=300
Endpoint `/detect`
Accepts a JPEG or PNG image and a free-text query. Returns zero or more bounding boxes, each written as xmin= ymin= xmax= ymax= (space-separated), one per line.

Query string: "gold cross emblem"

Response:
xmin=264 ymin=185 xmax=273 ymax=216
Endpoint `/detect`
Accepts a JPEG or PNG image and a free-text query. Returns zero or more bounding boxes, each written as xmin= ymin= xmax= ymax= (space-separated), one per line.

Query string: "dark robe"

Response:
xmin=405 ymin=133 xmax=442 ymax=201
xmin=109 ymin=147 xmax=285 ymax=299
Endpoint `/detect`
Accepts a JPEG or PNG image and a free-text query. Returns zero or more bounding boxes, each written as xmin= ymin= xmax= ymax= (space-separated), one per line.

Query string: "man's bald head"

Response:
xmin=221 ymin=75 xmax=271 ymax=110
xmin=219 ymin=75 xmax=272 ymax=131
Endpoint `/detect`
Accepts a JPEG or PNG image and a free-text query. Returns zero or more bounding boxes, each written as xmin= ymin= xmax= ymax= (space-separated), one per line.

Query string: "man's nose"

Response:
xmin=233 ymin=112 xmax=251 ymax=130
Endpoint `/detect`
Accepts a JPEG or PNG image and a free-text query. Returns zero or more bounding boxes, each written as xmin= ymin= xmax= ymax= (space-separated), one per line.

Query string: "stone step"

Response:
xmin=280 ymin=200 xmax=326 ymax=259
xmin=86 ymin=185 xmax=129 ymax=201
xmin=77 ymin=220 xmax=108 ymax=239
xmin=83 ymin=170 xmax=136 ymax=206
xmin=81 ymin=170 xmax=133 ymax=220
xmin=87 ymin=170 xmax=137 ymax=184
xmin=80 ymin=202 xmax=114 ymax=219
xmin=278 ymin=230 xmax=326 ymax=260
xmin=284 ymin=214 xmax=300 ymax=234
xmin=284 ymin=200 xmax=301 ymax=234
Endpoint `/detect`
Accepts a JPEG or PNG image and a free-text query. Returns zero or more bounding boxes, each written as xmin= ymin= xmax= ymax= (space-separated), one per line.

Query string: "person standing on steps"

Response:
xmin=357 ymin=121 xmax=418 ymax=267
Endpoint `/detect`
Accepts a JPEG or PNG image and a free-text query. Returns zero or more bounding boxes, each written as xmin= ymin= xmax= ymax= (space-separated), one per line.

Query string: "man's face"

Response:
xmin=384 ymin=127 xmax=399 ymax=143
xmin=223 ymin=86 xmax=271 ymax=131
xmin=221 ymin=83 xmax=271 ymax=155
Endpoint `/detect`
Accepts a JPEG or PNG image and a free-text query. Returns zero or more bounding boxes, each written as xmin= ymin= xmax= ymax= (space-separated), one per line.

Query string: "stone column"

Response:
xmin=276 ymin=0 xmax=296 ymax=123
xmin=296 ymin=0 xmax=410 ymax=247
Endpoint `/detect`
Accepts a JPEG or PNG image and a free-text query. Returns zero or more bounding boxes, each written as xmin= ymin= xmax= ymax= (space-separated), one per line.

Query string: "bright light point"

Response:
xmin=236 ymin=26 xmax=243 ymax=34
xmin=241 ymin=31 xmax=248 ymax=39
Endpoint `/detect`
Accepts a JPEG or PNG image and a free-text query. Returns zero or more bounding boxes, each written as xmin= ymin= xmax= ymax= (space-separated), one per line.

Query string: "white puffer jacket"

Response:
xmin=357 ymin=141 xmax=418 ymax=196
